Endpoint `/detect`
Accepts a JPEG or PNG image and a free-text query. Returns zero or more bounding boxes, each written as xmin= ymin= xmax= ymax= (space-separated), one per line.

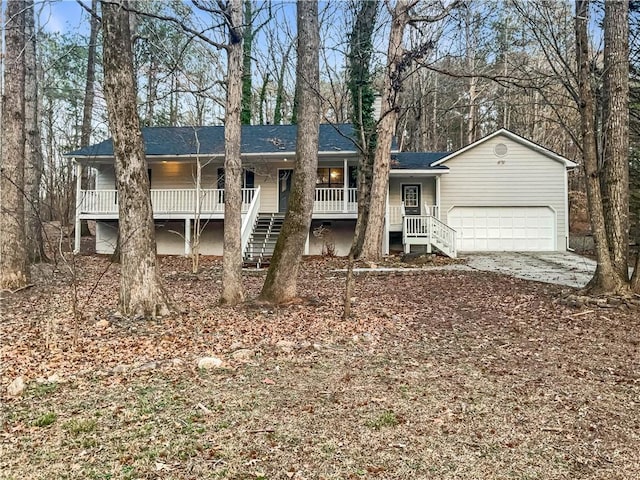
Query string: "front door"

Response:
xmin=278 ymin=169 xmax=293 ymax=213
xmin=402 ymin=184 xmax=421 ymax=216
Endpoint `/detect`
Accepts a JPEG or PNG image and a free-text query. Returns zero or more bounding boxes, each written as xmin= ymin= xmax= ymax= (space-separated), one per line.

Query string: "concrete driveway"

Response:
xmin=460 ymin=252 xmax=596 ymax=288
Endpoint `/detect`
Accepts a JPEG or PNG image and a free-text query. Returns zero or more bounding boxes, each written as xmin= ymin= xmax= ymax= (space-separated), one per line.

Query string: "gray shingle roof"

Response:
xmin=66 ymin=124 xmax=365 ymax=158
xmin=391 ymin=152 xmax=450 ymax=169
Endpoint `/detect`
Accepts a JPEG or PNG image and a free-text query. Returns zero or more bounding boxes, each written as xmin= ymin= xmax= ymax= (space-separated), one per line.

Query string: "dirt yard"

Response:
xmin=1 ymin=255 xmax=639 ymax=479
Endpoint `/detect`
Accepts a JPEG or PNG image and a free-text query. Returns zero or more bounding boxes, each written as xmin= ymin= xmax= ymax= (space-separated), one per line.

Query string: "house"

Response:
xmin=65 ymin=125 xmax=577 ymax=261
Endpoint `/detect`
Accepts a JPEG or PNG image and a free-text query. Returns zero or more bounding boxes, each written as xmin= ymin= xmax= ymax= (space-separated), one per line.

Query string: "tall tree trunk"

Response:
xmin=221 ymin=0 xmax=245 ymax=305
xmin=602 ymin=0 xmax=630 ymax=282
xmin=81 ymin=0 xmax=99 ymax=147
xmin=258 ymin=72 xmax=269 ymax=125
xmin=465 ymin=6 xmax=478 ymax=144
xmin=360 ymin=0 xmax=410 ymax=261
xmin=241 ymin=0 xmax=253 ymax=125
xmin=344 ymin=0 xmax=378 ymax=317
xmin=78 ymin=0 xmax=100 ymax=238
xmin=24 ymin=0 xmax=46 ymax=263
xmin=575 ymin=0 xmax=628 ymax=296
xmin=468 ymin=74 xmax=478 ymax=143
xmin=273 ymin=43 xmax=292 ymax=125
xmin=348 ymin=0 xmax=378 ymax=259
xmin=260 ymin=0 xmax=320 ymax=303
xmin=101 ymin=0 xmax=170 ymax=317
xmin=0 ymin=0 xmax=29 ymax=290
xmin=145 ymin=58 xmax=158 ymax=126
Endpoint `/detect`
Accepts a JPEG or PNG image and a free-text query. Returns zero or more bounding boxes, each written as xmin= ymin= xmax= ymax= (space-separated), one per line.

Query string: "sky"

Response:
xmin=38 ymin=0 xmax=90 ymax=35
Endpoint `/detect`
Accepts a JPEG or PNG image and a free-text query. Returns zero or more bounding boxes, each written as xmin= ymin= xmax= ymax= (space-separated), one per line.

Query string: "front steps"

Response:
xmin=243 ymin=213 xmax=285 ymax=267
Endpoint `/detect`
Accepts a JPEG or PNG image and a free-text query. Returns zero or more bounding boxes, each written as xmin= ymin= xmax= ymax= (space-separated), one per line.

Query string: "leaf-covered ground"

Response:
xmin=1 ymin=255 xmax=639 ymax=479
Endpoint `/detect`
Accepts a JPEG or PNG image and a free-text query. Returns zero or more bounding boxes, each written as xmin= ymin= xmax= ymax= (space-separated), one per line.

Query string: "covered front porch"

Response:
xmin=75 ymin=187 xmax=359 ymax=219
xmin=387 ymin=170 xmax=456 ymax=257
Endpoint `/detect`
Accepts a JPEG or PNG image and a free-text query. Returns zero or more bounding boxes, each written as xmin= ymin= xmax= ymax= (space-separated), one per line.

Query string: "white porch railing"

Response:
xmin=403 ymin=215 xmax=457 ymax=258
xmin=78 ymin=188 xmax=257 ymax=215
xmin=313 ymin=188 xmax=357 ymax=214
xmin=424 ymin=204 xmax=439 ymax=218
xmin=389 ymin=204 xmax=404 ymax=226
xmin=241 ymin=185 xmax=261 ymax=256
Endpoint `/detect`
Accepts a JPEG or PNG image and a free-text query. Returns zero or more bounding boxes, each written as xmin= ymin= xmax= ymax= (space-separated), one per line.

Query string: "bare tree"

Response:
xmin=348 ymin=0 xmax=379 ymax=259
xmin=220 ymin=0 xmax=245 ymax=305
xmin=1 ymin=0 xmax=29 ymax=290
xmin=24 ymin=0 xmax=46 ymax=263
xmin=575 ymin=0 xmax=629 ymax=295
xmin=260 ymin=0 xmax=320 ymax=303
xmin=360 ymin=0 xmax=411 ymax=261
xmin=101 ymin=0 xmax=171 ymax=317
xmin=601 ymin=0 xmax=630 ymax=283
xmin=344 ymin=0 xmax=379 ymax=318
xmin=81 ymin=0 xmax=100 ymax=146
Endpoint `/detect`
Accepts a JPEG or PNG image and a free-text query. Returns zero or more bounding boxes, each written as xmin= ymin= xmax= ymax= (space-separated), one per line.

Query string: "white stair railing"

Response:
xmin=423 ymin=203 xmax=439 ymax=218
xmin=402 ymin=214 xmax=457 ymax=258
xmin=241 ymin=185 xmax=261 ymax=256
xmin=428 ymin=216 xmax=456 ymax=258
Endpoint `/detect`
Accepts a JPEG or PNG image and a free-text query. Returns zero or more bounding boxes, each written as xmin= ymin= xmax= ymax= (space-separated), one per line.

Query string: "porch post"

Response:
xmin=304 ymin=229 xmax=310 ymax=255
xmin=435 ymin=176 xmax=441 ymax=220
xmin=403 ymin=217 xmax=410 ymax=254
xmin=343 ymin=158 xmax=348 ymax=213
xmin=383 ymin=190 xmax=390 ymax=255
xmin=184 ymin=218 xmax=191 ymax=255
xmin=74 ymin=162 xmax=83 ymax=254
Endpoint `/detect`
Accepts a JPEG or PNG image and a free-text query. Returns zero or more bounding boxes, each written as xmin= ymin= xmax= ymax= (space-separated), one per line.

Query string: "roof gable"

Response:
xmin=432 ymin=129 xmax=577 ymax=168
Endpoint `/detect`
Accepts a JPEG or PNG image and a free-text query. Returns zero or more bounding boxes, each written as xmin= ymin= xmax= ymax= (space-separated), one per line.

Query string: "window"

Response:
xmin=316 ymin=167 xmax=344 ymax=188
xmin=348 ymin=166 xmax=358 ymax=188
xmin=217 ymin=168 xmax=255 ymax=189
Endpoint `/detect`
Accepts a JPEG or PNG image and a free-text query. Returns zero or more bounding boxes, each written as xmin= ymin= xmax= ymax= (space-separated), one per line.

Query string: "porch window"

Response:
xmin=316 ymin=167 xmax=343 ymax=188
xmin=217 ymin=168 xmax=255 ymax=189
xmin=348 ymin=165 xmax=358 ymax=188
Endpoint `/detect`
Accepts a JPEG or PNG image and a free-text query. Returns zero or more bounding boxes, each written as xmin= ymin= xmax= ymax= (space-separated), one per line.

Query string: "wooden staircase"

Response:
xmin=243 ymin=213 xmax=285 ymax=267
xmin=403 ymin=215 xmax=457 ymax=258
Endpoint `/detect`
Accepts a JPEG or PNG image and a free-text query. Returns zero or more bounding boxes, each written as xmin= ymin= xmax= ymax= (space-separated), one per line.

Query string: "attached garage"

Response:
xmin=448 ymin=206 xmax=556 ymax=252
xmin=435 ymin=130 xmax=577 ymax=253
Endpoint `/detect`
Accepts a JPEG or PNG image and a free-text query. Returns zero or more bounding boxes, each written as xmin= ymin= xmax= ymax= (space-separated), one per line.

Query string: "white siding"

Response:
xmin=248 ymin=160 xmax=291 ymax=213
xmin=95 ymin=220 xmax=225 ymax=255
xmin=439 ymin=135 xmax=568 ymax=251
xmin=96 ymin=165 xmax=115 ymax=189
xmin=388 ymin=177 xmax=436 ymax=213
xmin=95 ymin=221 xmax=118 ymax=254
xmin=155 ymin=220 xmax=224 ymax=255
xmin=309 ymin=220 xmax=355 ymax=256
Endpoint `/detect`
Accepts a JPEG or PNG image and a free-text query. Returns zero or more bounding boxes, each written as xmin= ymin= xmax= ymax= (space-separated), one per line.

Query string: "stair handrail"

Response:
xmin=428 ymin=215 xmax=457 ymax=258
xmin=241 ymin=185 xmax=261 ymax=255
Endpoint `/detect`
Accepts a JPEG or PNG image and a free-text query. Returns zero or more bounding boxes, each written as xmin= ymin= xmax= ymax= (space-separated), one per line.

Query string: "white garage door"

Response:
xmin=448 ymin=206 xmax=555 ymax=252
